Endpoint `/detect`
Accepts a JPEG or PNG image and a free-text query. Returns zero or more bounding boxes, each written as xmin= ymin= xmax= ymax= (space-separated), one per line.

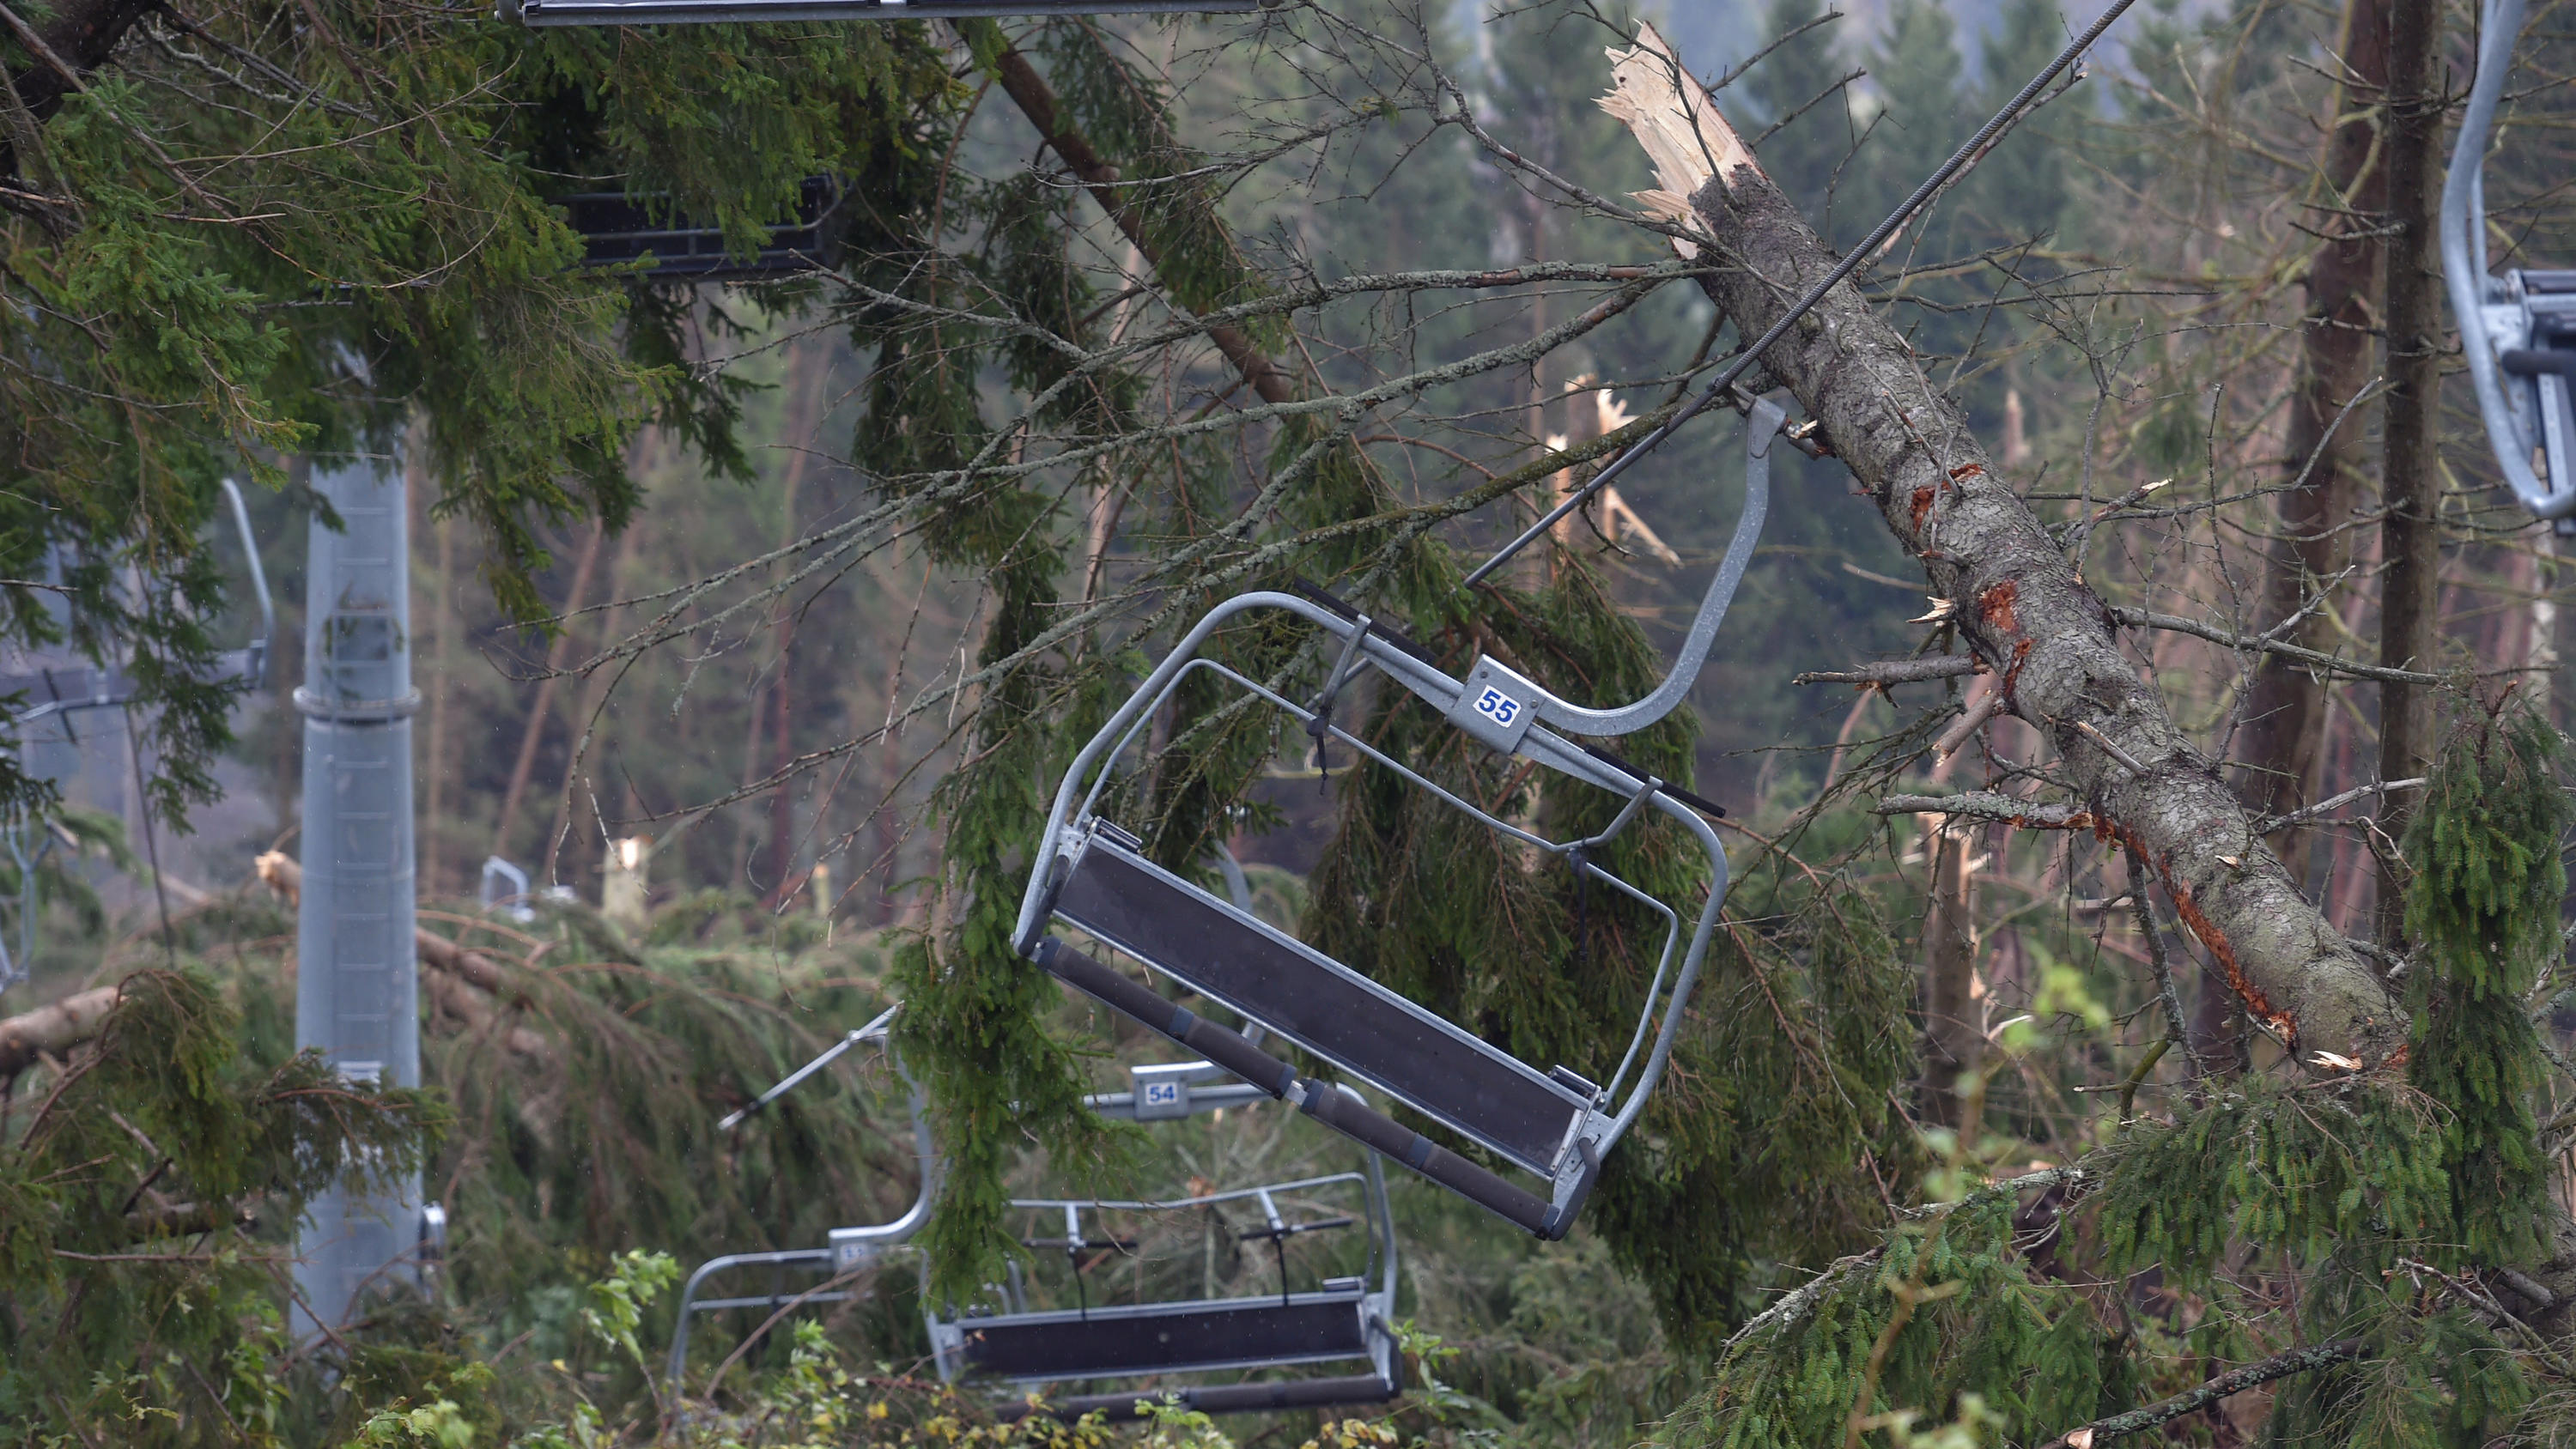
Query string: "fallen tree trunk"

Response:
xmin=255 ymin=852 xmax=511 ymax=995
xmin=1598 ymin=26 xmax=2402 ymax=1064
xmin=0 ymin=980 xmax=121 ymax=1080
xmin=256 ymin=852 xmax=548 ymax=1058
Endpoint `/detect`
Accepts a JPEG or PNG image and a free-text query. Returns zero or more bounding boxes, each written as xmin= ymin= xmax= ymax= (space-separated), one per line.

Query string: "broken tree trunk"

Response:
xmin=256 ymin=852 xmax=550 ymax=1059
xmin=1598 ymin=25 xmax=2403 ymax=1064
xmin=993 ymin=44 xmax=1296 ymax=408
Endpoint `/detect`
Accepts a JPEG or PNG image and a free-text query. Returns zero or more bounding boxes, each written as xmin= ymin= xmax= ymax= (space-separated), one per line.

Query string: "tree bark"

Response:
xmin=2373 ymin=0 xmax=2445 ymax=945
xmin=2237 ymin=0 xmax=2391 ymax=840
xmin=1601 ymin=26 xmax=2404 ymax=1064
xmin=0 ymin=980 xmax=121 ymax=1080
xmin=1 ymin=0 xmax=153 ymax=125
xmin=991 ymin=45 xmax=1296 ymax=407
xmin=1918 ymin=824 xmax=1983 ymax=1127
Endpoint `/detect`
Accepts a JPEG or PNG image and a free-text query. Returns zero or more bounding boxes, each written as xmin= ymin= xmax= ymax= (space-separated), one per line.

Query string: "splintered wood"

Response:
xmin=1595 ymin=23 xmax=1755 ymax=256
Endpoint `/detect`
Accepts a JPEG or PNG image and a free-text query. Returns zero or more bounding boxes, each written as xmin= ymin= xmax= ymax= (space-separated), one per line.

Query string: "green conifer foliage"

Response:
xmin=2401 ymin=694 xmax=2566 ymax=1265
xmin=0 ymin=969 xmax=447 ymax=1444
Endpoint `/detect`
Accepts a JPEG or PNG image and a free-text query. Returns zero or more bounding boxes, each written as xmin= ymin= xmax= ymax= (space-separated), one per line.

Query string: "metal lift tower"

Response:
xmin=293 ymin=452 xmax=429 ymax=1333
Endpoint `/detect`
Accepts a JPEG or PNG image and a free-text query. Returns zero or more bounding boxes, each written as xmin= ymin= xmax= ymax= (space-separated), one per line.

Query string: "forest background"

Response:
xmin=6 ymin=0 xmax=2576 ymax=1443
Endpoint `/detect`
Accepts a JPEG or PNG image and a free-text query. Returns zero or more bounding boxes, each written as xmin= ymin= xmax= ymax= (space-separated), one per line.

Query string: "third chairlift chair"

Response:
xmin=1015 ymin=400 xmax=1787 ymax=1240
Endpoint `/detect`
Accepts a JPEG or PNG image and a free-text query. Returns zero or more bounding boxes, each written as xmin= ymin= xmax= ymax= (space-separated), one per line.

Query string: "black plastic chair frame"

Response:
xmin=925 ymin=1161 xmax=1400 ymax=1417
xmin=1012 ymin=409 xmax=1774 ymax=1240
xmin=511 ymin=0 xmax=1258 ymax=26
xmin=2444 ymin=0 xmax=2576 ymax=531
xmin=558 ymin=178 xmax=848 ymax=282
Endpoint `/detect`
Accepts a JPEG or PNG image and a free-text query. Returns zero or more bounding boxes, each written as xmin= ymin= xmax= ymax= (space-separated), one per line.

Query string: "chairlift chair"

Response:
xmin=924 ymin=1137 xmax=1401 ymax=1423
xmin=1016 ymin=400 xmax=1784 ymax=1240
xmin=665 ymin=1005 xmax=942 ymax=1390
xmin=2445 ymin=0 xmax=2576 ymax=532
xmin=666 ymin=849 xmax=1277 ymax=1385
xmin=561 ymin=177 xmax=850 ymax=282
xmin=0 ymin=479 xmax=276 ymax=994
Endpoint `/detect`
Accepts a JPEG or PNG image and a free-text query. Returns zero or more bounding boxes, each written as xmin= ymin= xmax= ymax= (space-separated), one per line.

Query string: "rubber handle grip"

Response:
xmin=2503 ymin=348 xmax=2576 ymax=379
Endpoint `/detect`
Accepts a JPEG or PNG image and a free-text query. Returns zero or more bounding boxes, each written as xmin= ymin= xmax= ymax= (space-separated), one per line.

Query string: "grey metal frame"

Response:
xmin=1014 ymin=403 xmax=1775 ymax=1236
xmin=665 ymin=1006 xmax=940 ymax=1391
xmin=921 ymin=1140 xmax=1400 ymax=1416
xmin=0 ymin=476 xmax=278 ymax=997
xmin=2443 ymin=0 xmax=2576 ymax=530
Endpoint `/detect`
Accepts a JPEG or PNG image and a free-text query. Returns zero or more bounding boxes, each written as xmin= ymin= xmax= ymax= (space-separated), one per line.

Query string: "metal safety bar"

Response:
xmin=2443 ymin=0 xmax=2576 ymax=530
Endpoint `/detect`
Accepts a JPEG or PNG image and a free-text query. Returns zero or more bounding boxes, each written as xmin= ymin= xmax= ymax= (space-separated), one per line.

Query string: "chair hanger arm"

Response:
xmin=2444 ymin=0 xmax=2576 ymax=520
xmin=1533 ymin=398 xmax=1784 ymax=738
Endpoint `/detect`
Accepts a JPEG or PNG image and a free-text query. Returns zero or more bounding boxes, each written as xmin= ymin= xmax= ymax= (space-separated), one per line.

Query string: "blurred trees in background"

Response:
xmin=9 ymin=0 xmax=2576 ymax=1442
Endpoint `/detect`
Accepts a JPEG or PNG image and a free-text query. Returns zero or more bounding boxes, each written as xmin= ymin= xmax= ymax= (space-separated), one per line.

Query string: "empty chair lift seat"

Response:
xmin=929 ymin=1168 xmax=1401 ymax=1422
xmin=1017 ymin=405 xmax=1777 ymax=1241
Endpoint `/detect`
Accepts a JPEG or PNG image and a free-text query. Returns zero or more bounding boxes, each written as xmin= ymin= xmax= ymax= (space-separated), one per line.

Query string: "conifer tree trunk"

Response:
xmin=1918 ymin=824 xmax=1983 ymax=1128
xmin=1601 ymin=27 xmax=2404 ymax=1064
xmin=991 ymin=45 xmax=1297 ymax=407
xmin=2238 ymin=0 xmax=2390 ymax=841
xmin=2373 ymin=0 xmax=2445 ymax=944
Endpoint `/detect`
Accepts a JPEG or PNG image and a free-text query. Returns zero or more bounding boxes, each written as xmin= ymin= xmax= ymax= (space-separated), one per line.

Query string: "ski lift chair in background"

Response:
xmin=926 ymin=1131 xmax=1401 ymax=1423
xmin=666 ymin=1005 xmax=941 ymax=1390
xmin=2445 ymin=0 xmax=2576 ymax=532
xmin=665 ymin=849 xmax=1285 ymax=1389
xmin=1015 ymin=402 xmax=1784 ymax=1240
xmin=0 ymin=479 xmax=276 ymax=993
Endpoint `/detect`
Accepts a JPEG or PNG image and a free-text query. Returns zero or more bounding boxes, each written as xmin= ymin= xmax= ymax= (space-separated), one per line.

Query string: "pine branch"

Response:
xmin=2109 ymin=606 xmax=2440 ymax=685
xmin=1794 ymin=656 xmax=1984 ymax=688
xmin=991 ymin=44 xmax=1293 ymax=406
xmin=1875 ymin=791 xmax=2093 ymax=831
xmin=2039 ymin=1339 xmax=2366 ymax=1446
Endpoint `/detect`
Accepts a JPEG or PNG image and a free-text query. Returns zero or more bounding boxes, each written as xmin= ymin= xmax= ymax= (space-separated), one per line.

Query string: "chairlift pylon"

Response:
xmin=1016 ymin=401 xmax=1786 ymax=1240
xmin=2444 ymin=0 xmax=2576 ymax=532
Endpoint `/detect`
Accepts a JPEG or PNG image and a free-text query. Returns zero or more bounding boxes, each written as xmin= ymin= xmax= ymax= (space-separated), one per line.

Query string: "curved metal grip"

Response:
xmin=2442 ymin=0 xmax=2576 ymax=521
